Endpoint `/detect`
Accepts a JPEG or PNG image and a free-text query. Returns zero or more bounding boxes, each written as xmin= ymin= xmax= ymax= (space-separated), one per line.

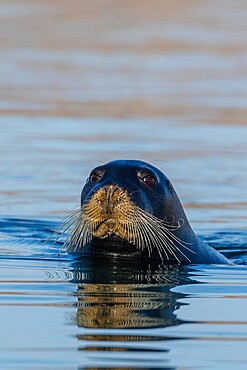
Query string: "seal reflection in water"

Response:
xmin=72 ymin=260 xmax=186 ymax=329
xmin=58 ymin=160 xmax=229 ymax=264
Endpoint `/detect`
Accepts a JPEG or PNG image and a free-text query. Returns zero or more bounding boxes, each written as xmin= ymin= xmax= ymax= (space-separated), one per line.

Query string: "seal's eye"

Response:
xmin=90 ymin=172 xmax=101 ymax=183
xmin=138 ymin=172 xmax=157 ymax=187
xmin=142 ymin=175 xmax=157 ymax=186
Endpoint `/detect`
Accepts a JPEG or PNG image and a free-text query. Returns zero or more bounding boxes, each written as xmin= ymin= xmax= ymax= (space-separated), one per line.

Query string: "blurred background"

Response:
xmin=0 ymin=0 xmax=246 ymax=229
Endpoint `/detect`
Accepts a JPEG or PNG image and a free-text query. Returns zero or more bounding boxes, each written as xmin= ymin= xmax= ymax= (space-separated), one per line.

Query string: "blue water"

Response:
xmin=0 ymin=217 xmax=246 ymax=369
xmin=1 ymin=0 xmax=247 ymax=368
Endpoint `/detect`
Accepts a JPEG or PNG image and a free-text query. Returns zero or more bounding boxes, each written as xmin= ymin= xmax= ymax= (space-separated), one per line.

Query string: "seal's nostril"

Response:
xmin=105 ymin=188 xmax=113 ymax=214
xmin=111 ymin=187 xmax=119 ymax=196
xmin=104 ymin=185 xmax=122 ymax=213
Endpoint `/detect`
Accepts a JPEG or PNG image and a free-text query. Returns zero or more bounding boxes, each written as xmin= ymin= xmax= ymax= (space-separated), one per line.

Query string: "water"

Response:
xmin=0 ymin=0 xmax=247 ymax=369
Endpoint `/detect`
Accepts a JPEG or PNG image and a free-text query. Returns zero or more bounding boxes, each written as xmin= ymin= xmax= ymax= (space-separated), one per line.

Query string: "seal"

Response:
xmin=57 ymin=160 xmax=229 ymax=264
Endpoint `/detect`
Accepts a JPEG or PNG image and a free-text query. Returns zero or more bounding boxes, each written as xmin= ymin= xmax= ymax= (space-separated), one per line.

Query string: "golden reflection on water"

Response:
xmin=76 ymin=282 xmax=177 ymax=329
xmin=72 ymin=260 xmax=188 ymax=330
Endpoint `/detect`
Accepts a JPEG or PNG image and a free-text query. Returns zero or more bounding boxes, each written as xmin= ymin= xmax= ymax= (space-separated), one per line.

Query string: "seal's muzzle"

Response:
xmin=84 ymin=185 xmax=136 ymax=242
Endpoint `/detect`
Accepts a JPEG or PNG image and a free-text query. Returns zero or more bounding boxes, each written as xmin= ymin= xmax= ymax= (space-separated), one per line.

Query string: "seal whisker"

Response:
xmin=70 ymin=213 xmax=84 ymax=241
xmin=62 ymin=208 xmax=92 ymax=252
xmin=50 ymin=209 xmax=82 ymax=247
xmin=135 ymin=210 xmax=170 ymax=261
xmin=132 ymin=217 xmax=143 ymax=252
xmin=137 ymin=207 xmax=195 ymax=252
xmin=160 ymin=227 xmax=196 ymax=254
xmin=150 ymin=223 xmax=189 ymax=262
xmin=138 ymin=215 xmax=163 ymax=260
xmin=158 ymin=231 xmax=191 ymax=263
xmin=135 ymin=207 xmax=189 ymax=262
xmin=73 ymin=221 xmax=87 ymax=252
xmin=52 ymin=213 xmax=79 ymax=241
xmin=135 ymin=210 xmax=168 ymax=255
xmin=135 ymin=215 xmax=152 ymax=256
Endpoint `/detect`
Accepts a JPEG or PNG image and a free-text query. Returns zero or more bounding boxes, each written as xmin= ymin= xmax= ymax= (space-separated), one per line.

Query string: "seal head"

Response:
xmin=60 ymin=160 xmax=229 ymax=264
